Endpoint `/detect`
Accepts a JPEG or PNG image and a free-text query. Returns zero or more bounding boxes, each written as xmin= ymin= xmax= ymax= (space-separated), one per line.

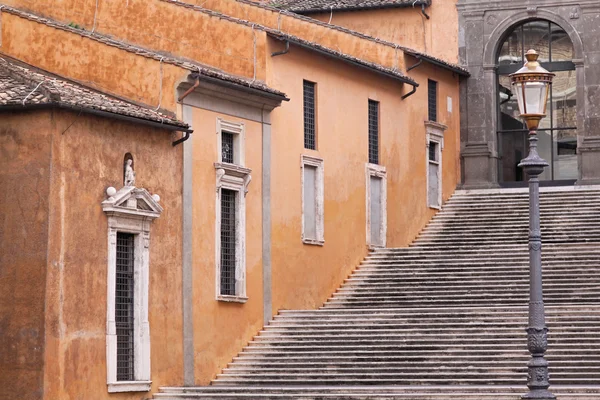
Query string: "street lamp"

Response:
xmin=510 ymin=49 xmax=555 ymax=400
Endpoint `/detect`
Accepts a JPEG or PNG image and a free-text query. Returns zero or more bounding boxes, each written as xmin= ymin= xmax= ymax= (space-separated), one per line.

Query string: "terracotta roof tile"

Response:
xmin=267 ymin=0 xmax=431 ymax=13
xmin=0 ymin=56 xmax=189 ymax=128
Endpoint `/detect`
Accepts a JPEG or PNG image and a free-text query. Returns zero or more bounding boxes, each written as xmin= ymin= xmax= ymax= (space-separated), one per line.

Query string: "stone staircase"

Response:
xmin=156 ymin=187 xmax=600 ymax=399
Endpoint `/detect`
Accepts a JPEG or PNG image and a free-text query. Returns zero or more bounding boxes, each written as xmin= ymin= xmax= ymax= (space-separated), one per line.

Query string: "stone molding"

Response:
xmin=365 ymin=163 xmax=387 ymax=249
xmin=301 ymin=155 xmax=325 ymax=246
xmin=214 ymin=163 xmax=251 ymax=303
xmin=102 ymin=186 xmax=163 ymax=393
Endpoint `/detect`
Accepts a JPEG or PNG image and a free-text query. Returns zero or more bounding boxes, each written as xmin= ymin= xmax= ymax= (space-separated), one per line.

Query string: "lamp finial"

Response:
xmin=525 ymin=49 xmax=539 ymax=62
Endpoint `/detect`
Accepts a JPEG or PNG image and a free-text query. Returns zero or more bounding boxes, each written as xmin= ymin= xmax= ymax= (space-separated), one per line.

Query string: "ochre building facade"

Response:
xmin=0 ymin=1 xmax=464 ymax=399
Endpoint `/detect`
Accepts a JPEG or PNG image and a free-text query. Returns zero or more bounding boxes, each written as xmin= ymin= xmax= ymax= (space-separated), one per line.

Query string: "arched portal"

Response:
xmin=496 ymin=20 xmax=577 ymax=184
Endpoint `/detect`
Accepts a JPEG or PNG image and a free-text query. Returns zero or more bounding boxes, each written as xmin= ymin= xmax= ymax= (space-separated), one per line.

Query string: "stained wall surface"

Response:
xmin=187 ymin=107 xmax=266 ymax=384
xmin=266 ymin=41 xmax=461 ymax=313
xmin=306 ymin=1 xmax=460 ymax=64
xmin=0 ymin=108 xmax=184 ymax=400
xmin=0 ymin=111 xmax=53 ymax=400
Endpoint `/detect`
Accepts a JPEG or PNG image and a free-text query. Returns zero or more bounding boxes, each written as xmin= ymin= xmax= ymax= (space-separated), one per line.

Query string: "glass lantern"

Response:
xmin=510 ymin=49 xmax=555 ymax=131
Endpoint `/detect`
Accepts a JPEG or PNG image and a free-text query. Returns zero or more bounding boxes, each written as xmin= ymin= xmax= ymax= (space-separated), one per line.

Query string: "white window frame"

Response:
xmin=366 ymin=163 xmax=387 ymax=248
xmin=425 ymin=121 xmax=447 ymax=210
xmin=102 ymin=187 xmax=163 ymax=393
xmin=215 ymin=163 xmax=251 ymax=303
xmin=217 ymin=118 xmax=245 ymax=166
xmin=301 ymin=155 xmax=324 ymax=246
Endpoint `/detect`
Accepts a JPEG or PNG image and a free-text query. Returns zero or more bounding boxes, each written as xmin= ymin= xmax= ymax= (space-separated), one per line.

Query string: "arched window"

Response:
xmin=496 ymin=20 xmax=577 ymax=184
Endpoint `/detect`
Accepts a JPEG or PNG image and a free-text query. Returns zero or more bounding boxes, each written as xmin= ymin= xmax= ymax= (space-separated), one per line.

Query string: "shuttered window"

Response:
xmin=428 ymin=79 xmax=438 ymax=122
xmin=220 ymin=189 xmax=237 ymax=296
xmin=368 ymin=100 xmax=379 ymax=165
xmin=115 ymin=233 xmax=135 ymax=382
xmin=303 ymin=80 xmax=316 ymax=150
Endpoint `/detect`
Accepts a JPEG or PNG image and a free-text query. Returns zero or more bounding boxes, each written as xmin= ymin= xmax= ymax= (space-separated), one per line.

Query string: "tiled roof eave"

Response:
xmin=268 ymin=33 xmax=418 ymax=86
xmin=291 ymin=1 xmax=432 ymax=14
xmin=0 ymin=101 xmax=192 ymax=130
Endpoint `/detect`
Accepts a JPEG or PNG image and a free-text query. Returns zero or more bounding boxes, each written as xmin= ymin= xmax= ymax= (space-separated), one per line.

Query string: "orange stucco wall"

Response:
xmin=0 ymin=109 xmax=184 ymax=400
xmin=0 ymin=111 xmax=53 ymax=400
xmin=0 ymin=0 xmax=462 ymax=392
xmin=186 ymin=0 xmax=408 ymax=72
xmin=307 ymin=1 xmax=460 ymax=64
xmin=1 ymin=0 xmax=267 ymax=81
xmin=3 ymin=0 xmax=411 ymax=76
xmin=266 ymin=40 xmax=461 ymax=314
xmin=0 ymin=11 xmax=189 ymax=112
xmin=188 ymin=108 xmax=266 ymax=384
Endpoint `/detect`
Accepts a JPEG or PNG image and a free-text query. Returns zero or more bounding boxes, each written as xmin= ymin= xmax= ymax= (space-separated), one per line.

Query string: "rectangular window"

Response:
xmin=115 ymin=232 xmax=135 ymax=382
xmin=428 ymin=141 xmax=441 ymax=208
xmin=221 ymin=131 xmax=234 ymax=164
xmin=303 ymin=80 xmax=316 ymax=150
xmin=220 ymin=189 xmax=237 ymax=296
xmin=429 ymin=142 xmax=438 ymax=162
xmin=301 ymin=155 xmax=324 ymax=245
xmin=303 ymin=166 xmax=317 ymax=239
xmin=368 ymin=100 xmax=379 ymax=165
xmin=366 ymin=164 xmax=387 ymax=248
xmin=428 ymin=79 xmax=438 ymax=122
xmin=217 ymin=119 xmax=245 ymax=166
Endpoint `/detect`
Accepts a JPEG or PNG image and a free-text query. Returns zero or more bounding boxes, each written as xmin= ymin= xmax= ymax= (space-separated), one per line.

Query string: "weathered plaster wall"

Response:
xmin=42 ymin=110 xmax=183 ymax=400
xmin=306 ymin=1 xmax=460 ymax=64
xmin=2 ymin=0 xmax=410 ymax=75
xmin=188 ymin=108 xmax=265 ymax=384
xmin=1 ymin=0 xmax=266 ymax=81
xmin=0 ymin=111 xmax=53 ymax=400
xmin=0 ymin=11 xmax=189 ymax=113
xmin=188 ymin=0 xmax=408 ymax=72
xmin=266 ymin=41 xmax=461 ymax=313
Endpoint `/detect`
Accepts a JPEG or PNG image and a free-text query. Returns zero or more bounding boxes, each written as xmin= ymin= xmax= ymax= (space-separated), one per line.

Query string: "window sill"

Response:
xmin=107 ymin=381 xmax=151 ymax=393
xmin=302 ymin=238 xmax=325 ymax=246
xmin=424 ymin=120 xmax=448 ymax=131
xmin=429 ymin=205 xmax=442 ymax=211
xmin=217 ymin=295 xmax=248 ymax=304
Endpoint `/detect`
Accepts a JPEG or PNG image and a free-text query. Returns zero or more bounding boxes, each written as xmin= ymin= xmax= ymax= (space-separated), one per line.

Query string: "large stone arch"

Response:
xmin=483 ymin=9 xmax=584 ymax=66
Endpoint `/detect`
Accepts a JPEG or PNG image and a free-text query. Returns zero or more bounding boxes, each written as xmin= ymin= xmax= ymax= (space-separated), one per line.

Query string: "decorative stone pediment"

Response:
xmin=102 ymin=186 xmax=163 ymax=219
xmin=425 ymin=121 xmax=448 ymax=149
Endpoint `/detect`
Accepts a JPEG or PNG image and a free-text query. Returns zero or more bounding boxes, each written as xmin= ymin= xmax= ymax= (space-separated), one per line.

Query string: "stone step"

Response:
xmin=154 ymin=385 xmax=600 ymax=400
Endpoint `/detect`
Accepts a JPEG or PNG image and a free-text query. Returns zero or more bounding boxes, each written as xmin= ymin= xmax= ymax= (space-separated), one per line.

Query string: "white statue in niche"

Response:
xmin=124 ymin=159 xmax=136 ymax=187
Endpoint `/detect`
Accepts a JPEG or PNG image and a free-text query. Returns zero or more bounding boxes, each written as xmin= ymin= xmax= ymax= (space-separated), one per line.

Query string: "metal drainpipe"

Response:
xmin=401 ymin=83 xmax=418 ymax=100
xmin=178 ymin=77 xmax=200 ymax=103
xmin=172 ymin=77 xmax=200 ymax=146
xmin=421 ymin=3 xmax=430 ymax=19
xmin=172 ymin=131 xmax=192 ymax=147
xmin=271 ymin=41 xmax=290 ymax=57
xmin=402 ymin=58 xmax=423 ymax=100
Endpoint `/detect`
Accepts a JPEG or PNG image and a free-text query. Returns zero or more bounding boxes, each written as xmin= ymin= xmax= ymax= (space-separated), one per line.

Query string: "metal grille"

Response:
xmin=429 ymin=142 xmax=438 ymax=162
xmin=220 ymin=189 xmax=237 ymax=296
xmin=222 ymin=131 xmax=234 ymax=164
xmin=115 ymin=232 xmax=135 ymax=381
xmin=303 ymin=80 xmax=316 ymax=150
xmin=428 ymin=80 xmax=437 ymax=122
xmin=368 ymin=100 xmax=379 ymax=164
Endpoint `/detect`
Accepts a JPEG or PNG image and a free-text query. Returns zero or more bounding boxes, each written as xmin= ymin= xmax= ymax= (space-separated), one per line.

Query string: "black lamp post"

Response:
xmin=510 ymin=49 xmax=556 ymax=400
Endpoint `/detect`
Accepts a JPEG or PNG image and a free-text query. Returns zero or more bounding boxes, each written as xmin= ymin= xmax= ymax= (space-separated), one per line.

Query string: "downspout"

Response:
xmin=178 ymin=76 xmax=200 ymax=103
xmin=173 ymin=76 xmax=200 ymax=146
xmin=421 ymin=3 xmax=430 ymax=20
xmin=401 ymin=83 xmax=418 ymax=100
xmin=402 ymin=58 xmax=423 ymax=100
xmin=172 ymin=131 xmax=192 ymax=147
xmin=271 ymin=41 xmax=290 ymax=57
xmin=407 ymin=58 xmax=423 ymax=72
